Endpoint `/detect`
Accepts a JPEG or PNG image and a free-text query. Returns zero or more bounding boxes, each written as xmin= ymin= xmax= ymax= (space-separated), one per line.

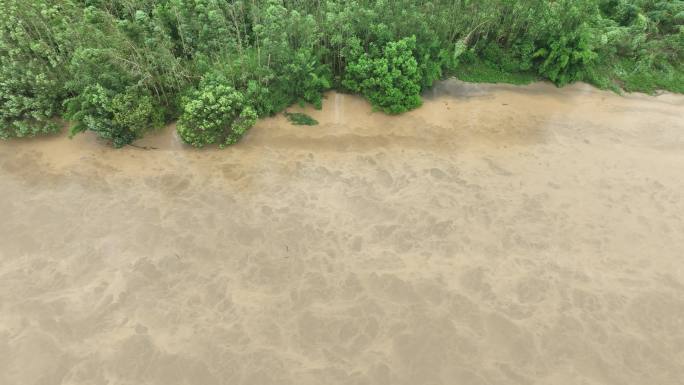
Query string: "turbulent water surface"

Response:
xmin=1 ymin=80 xmax=684 ymax=385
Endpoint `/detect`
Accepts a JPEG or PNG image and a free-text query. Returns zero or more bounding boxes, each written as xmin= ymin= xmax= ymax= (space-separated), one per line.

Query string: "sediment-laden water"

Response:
xmin=1 ymin=80 xmax=684 ymax=385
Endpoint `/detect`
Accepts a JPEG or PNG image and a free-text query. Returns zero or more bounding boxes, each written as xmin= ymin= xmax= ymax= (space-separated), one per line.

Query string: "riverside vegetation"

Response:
xmin=1 ymin=0 xmax=682 ymax=147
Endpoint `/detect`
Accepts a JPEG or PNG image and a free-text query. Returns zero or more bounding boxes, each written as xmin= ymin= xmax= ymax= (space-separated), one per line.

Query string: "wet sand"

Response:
xmin=1 ymin=80 xmax=684 ymax=385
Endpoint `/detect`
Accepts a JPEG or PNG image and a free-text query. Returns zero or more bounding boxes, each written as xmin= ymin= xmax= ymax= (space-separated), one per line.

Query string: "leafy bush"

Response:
xmin=253 ymin=2 xmax=332 ymax=110
xmin=343 ymin=36 xmax=422 ymax=114
xmin=532 ymin=26 xmax=599 ymax=86
xmin=0 ymin=0 xmax=71 ymax=139
xmin=0 ymin=69 xmax=63 ymax=140
xmin=530 ymin=1 xmax=601 ymax=86
xmin=65 ymin=85 xmax=163 ymax=147
xmin=177 ymin=75 xmax=257 ymax=148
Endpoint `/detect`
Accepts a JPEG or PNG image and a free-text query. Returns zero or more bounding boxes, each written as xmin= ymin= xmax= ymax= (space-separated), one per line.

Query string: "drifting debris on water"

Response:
xmin=285 ymin=112 xmax=318 ymax=126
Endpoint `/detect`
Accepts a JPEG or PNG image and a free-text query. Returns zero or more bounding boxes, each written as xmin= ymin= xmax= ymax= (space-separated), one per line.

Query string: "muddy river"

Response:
xmin=1 ymin=80 xmax=684 ymax=385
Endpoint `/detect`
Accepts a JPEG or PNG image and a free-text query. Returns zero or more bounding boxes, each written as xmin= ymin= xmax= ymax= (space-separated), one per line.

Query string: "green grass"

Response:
xmin=612 ymin=61 xmax=684 ymax=94
xmin=284 ymin=112 xmax=318 ymax=125
xmin=454 ymin=60 xmax=538 ymax=85
xmin=454 ymin=58 xmax=684 ymax=95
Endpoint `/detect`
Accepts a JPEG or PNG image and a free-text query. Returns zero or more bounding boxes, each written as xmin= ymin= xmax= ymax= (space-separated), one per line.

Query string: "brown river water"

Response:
xmin=1 ymin=80 xmax=684 ymax=385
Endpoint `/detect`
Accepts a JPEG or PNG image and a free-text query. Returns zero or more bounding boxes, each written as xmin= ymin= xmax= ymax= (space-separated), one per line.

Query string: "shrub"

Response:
xmin=0 ymin=0 xmax=71 ymax=139
xmin=532 ymin=24 xmax=598 ymax=86
xmin=177 ymin=75 xmax=257 ymax=148
xmin=343 ymin=36 xmax=422 ymax=114
xmin=530 ymin=0 xmax=601 ymax=86
xmin=0 ymin=69 xmax=62 ymax=139
xmin=65 ymin=85 xmax=163 ymax=147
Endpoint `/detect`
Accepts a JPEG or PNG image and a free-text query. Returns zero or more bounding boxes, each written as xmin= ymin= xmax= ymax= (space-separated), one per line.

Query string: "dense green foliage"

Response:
xmin=1 ymin=0 xmax=682 ymax=145
xmin=343 ymin=36 xmax=423 ymax=114
xmin=0 ymin=0 xmax=72 ymax=139
xmin=177 ymin=74 xmax=257 ymax=148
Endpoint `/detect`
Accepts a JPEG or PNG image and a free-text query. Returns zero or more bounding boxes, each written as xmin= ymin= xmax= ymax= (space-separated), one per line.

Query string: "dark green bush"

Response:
xmin=343 ymin=36 xmax=422 ymax=114
xmin=0 ymin=0 xmax=71 ymax=139
xmin=66 ymin=85 xmax=163 ymax=147
xmin=530 ymin=0 xmax=601 ymax=86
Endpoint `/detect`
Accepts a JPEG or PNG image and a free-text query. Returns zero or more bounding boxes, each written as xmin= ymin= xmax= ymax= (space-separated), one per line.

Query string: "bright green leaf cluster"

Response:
xmin=177 ymin=75 xmax=257 ymax=148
